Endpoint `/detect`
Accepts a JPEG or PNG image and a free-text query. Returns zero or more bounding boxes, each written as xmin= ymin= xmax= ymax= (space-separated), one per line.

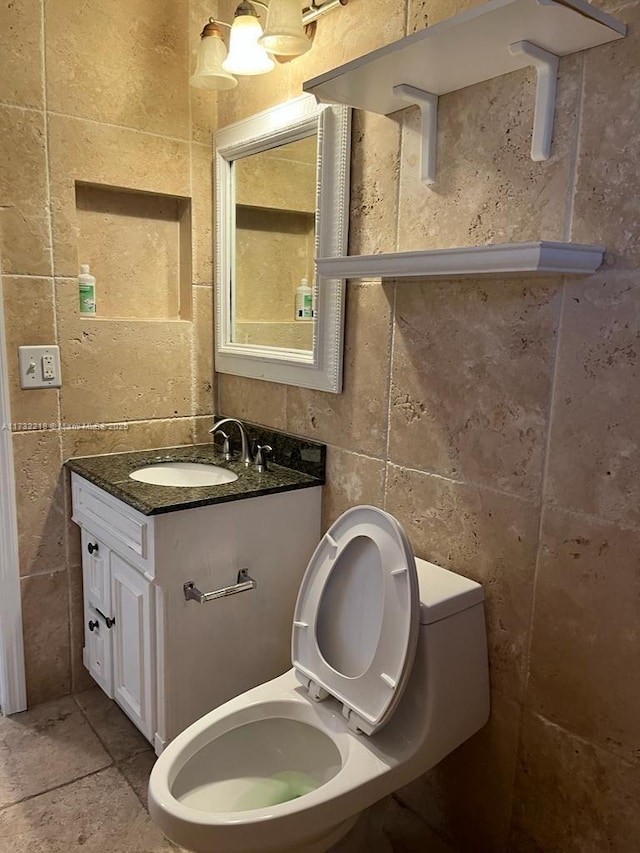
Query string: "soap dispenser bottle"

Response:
xmin=78 ymin=264 xmax=97 ymax=315
xmin=295 ymin=277 xmax=312 ymax=320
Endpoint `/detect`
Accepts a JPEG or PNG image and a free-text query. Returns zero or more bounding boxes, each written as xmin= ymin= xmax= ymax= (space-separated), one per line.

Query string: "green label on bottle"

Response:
xmin=79 ymin=283 xmax=96 ymax=314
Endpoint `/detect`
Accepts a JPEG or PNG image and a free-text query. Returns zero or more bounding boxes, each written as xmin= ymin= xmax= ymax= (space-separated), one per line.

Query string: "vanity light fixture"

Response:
xmin=190 ymin=0 xmax=348 ymax=91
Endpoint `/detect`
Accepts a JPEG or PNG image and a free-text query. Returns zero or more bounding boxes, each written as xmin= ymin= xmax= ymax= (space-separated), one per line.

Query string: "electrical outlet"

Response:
xmin=18 ymin=345 xmax=62 ymax=389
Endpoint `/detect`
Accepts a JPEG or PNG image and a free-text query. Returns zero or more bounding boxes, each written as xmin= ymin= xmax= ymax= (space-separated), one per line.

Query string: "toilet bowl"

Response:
xmin=149 ymin=505 xmax=490 ymax=853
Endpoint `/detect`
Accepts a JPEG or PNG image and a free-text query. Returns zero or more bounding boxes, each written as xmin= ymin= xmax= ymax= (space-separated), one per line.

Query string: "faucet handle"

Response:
xmin=212 ymin=429 xmax=232 ymax=461
xmin=254 ymin=444 xmax=272 ymax=473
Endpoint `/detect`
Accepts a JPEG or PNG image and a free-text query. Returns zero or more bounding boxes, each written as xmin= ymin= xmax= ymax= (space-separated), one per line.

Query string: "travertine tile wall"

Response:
xmin=215 ymin=0 xmax=640 ymax=849
xmin=0 ymin=0 xmax=217 ymax=706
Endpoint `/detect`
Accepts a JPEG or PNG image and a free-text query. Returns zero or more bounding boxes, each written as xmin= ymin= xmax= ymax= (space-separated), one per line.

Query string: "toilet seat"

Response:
xmin=292 ymin=505 xmax=420 ymax=735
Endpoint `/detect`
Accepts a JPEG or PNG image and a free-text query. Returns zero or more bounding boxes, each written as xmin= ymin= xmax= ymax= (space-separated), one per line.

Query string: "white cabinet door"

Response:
xmin=84 ymin=605 xmax=114 ymax=698
xmin=110 ymin=552 xmax=155 ymax=741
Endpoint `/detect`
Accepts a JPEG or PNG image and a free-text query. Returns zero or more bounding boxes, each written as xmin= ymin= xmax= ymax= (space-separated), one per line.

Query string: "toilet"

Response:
xmin=148 ymin=505 xmax=490 ymax=853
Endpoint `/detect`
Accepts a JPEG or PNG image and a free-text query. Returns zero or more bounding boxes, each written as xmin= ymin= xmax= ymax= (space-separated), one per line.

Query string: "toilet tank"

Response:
xmin=377 ymin=557 xmax=490 ymax=775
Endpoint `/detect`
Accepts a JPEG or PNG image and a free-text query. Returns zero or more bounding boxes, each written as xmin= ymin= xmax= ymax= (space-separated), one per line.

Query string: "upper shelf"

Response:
xmin=304 ymin=0 xmax=626 ymax=181
xmin=304 ymin=0 xmax=625 ymax=116
xmin=316 ymin=242 xmax=605 ymax=280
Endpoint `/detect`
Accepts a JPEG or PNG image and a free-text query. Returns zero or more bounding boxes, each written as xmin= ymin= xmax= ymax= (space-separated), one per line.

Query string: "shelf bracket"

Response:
xmin=509 ymin=40 xmax=559 ymax=162
xmin=393 ymin=84 xmax=439 ymax=185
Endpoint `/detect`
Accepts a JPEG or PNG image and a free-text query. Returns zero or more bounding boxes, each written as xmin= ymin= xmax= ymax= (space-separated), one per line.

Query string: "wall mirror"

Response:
xmin=215 ymin=94 xmax=351 ymax=393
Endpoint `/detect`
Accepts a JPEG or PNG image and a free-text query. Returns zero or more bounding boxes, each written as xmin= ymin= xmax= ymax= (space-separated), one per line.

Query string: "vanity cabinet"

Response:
xmin=71 ymin=472 xmax=322 ymax=753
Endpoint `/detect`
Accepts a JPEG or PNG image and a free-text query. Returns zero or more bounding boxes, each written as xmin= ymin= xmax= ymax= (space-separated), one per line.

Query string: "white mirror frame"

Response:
xmin=215 ymin=94 xmax=351 ymax=393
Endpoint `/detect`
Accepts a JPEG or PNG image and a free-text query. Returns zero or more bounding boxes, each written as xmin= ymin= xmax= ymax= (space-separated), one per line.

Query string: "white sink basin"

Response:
xmin=129 ymin=462 xmax=239 ymax=488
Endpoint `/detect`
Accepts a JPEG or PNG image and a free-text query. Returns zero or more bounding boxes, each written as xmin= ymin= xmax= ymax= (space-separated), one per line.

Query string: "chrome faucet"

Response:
xmin=209 ymin=418 xmax=252 ymax=466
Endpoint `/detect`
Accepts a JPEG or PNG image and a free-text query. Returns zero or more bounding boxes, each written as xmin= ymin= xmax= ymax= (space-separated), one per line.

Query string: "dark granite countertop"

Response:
xmin=65 ymin=430 xmax=325 ymax=516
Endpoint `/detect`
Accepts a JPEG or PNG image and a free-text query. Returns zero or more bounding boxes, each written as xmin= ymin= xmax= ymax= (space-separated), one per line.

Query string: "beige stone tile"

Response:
xmin=12 ymin=429 xmax=66 ymax=576
xmin=75 ymin=687 xmax=151 ymax=763
xmin=322 ymin=446 xmax=385 ymax=532
xmin=193 ymin=415 xmax=213 ymax=443
xmin=385 ymin=465 xmax=539 ymax=700
xmin=396 ymin=693 xmax=520 ymax=853
xmin=509 ymin=712 xmax=640 ymax=853
xmin=218 ymin=65 xmax=294 ymax=130
xmin=397 ymin=56 xmax=581 ymax=251
xmin=61 ymin=417 xmax=194 ymax=459
xmin=75 ymin=185 xmax=185 ymax=320
xmin=55 ymin=279 xmax=192 ymax=424
xmin=0 ymin=0 xmax=43 ymax=108
xmin=0 ymin=766 xmax=176 ymax=852
xmin=20 ymin=570 xmax=71 ymax=705
xmin=0 ymin=105 xmax=51 ymax=276
xmin=526 ymin=505 xmax=640 ymax=761
xmin=2 ymin=276 xmax=59 ymax=425
xmin=216 ymin=60 xmax=292 ymax=129
xmin=407 ymin=0 xmax=486 ymax=31
xmin=48 ymin=113 xmax=190 ymax=277
xmin=45 ymin=0 xmax=190 ymax=139
xmin=289 ymin=0 xmax=406 ymax=90
xmin=389 ymin=278 xmax=560 ymax=500
xmin=571 ymin=4 xmax=640 ymax=270
xmin=120 ymin=750 xmax=157 ymax=808
xmin=545 ymin=271 xmax=640 ymax=527
xmin=385 ymin=797 xmax=458 ymax=853
xmin=349 ymin=111 xmax=402 ymax=257
xmin=286 ymin=280 xmax=394 ymax=457
xmin=193 ymin=284 xmax=214 ymax=415
xmin=0 ymin=696 xmax=110 ymax=807
xmin=191 ymin=143 xmax=214 ymax=285
xmin=218 ymin=374 xmax=288 ymax=431
xmin=189 ymin=0 xmax=219 ymax=145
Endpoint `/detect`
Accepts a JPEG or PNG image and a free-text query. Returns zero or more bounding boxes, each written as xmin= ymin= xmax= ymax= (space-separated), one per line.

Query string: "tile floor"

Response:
xmin=0 ymin=688 xmax=455 ymax=853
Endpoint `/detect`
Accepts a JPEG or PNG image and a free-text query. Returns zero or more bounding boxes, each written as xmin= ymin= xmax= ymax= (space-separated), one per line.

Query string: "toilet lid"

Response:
xmin=292 ymin=506 xmax=420 ymax=735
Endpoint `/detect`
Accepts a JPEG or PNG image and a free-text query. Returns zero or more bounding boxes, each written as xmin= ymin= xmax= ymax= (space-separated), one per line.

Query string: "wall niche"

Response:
xmin=75 ymin=183 xmax=192 ymax=321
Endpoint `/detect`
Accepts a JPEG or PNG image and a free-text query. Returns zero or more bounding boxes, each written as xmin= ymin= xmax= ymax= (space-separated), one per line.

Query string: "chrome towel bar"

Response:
xmin=183 ymin=569 xmax=257 ymax=604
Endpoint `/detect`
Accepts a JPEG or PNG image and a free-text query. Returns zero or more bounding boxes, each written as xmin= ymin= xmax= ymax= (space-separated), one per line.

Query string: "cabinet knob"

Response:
xmin=88 ymin=620 xmax=99 ymax=632
xmin=87 ymin=542 xmax=99 ymax=555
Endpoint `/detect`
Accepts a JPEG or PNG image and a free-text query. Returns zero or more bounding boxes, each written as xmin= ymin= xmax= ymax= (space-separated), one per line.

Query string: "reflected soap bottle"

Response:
xmin=295 ymin=277 xmax=312 ymax=321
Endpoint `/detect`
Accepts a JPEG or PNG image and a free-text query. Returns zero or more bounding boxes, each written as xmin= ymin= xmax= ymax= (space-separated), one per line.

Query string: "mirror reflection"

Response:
xmin=232 ymin=134 xmax=318 ymax=351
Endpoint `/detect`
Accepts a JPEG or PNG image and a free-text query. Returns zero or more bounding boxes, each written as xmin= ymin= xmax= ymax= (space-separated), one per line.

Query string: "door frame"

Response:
xmin=0 ymin=272 xmax=27 ymax=714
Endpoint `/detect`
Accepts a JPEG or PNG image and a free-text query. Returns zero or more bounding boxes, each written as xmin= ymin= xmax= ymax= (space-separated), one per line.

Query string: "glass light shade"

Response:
xmin=223 ymin=14 xmax=275 ymax=76
xmin=258 ymin=0 xmax=311 ymax=57
xmin=190 ymin=27 xmax=238 ymax=90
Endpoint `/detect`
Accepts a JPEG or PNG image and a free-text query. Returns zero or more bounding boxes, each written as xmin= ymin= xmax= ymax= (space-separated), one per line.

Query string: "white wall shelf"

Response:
xmin=316 ymin=242 xmax=605 ymax=280
xmin=304 ymin=0 xmax=625 ymax=183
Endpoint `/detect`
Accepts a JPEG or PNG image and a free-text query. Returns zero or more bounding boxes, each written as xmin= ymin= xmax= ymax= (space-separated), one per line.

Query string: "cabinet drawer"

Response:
xmin=81 ymin=529 xmax=111 ymax=615
xmin=72 ymin=474 xmax=154 ymax=576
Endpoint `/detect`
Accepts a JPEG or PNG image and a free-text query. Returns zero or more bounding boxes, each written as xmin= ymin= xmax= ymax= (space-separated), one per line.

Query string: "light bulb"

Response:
xmin=223 ymin=6 xmax=275 ymax=76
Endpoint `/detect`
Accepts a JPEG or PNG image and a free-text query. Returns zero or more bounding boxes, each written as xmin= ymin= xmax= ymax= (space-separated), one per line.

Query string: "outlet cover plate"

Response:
xmin=18 ymin=345 xmax=62 ymax=389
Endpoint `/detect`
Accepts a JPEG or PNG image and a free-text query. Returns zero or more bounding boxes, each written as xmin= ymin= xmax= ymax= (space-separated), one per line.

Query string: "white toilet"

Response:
xmin=148 ymin=505 xmax=490 ymax=853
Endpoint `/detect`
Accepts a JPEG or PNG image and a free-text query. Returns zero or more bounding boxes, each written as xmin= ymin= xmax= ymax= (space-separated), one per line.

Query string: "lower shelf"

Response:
xmin=316 ymin=241 xmax=605 ymax=280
